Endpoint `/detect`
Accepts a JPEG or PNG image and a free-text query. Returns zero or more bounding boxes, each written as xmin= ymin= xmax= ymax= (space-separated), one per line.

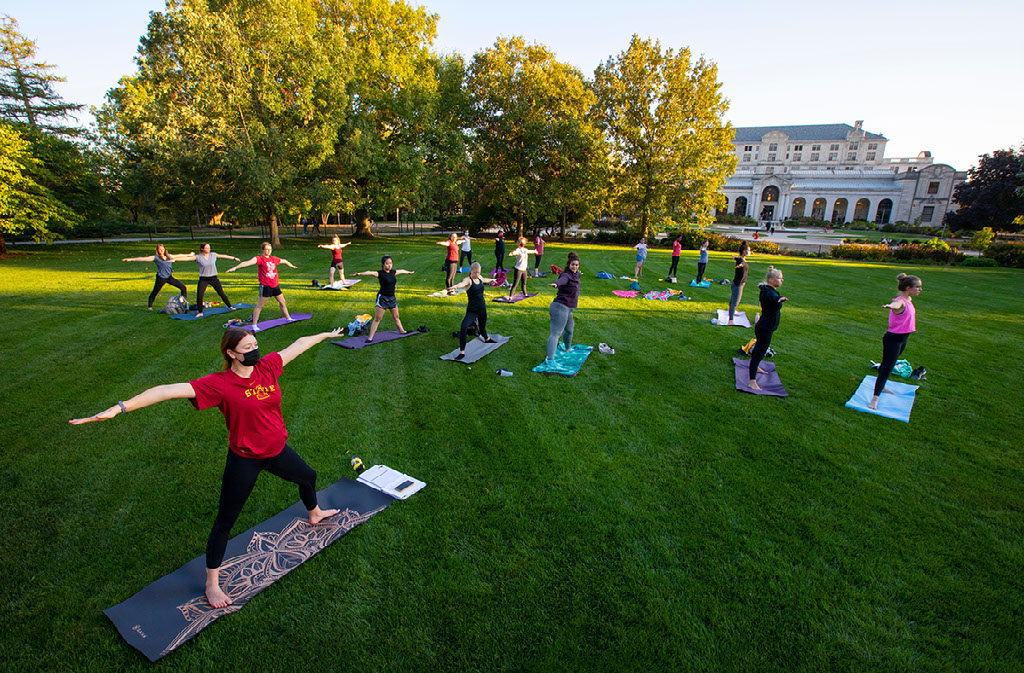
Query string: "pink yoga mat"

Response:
xmin=612 ymin=290 xmax=638 ymax=298
xmin=332 ymin=330 xmax=423 ymax=349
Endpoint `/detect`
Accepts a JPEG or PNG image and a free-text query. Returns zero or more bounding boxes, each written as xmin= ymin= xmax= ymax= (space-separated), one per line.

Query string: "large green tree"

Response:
xmin=0 ymin=124 xmax=81 ymax=252
xmin=944 ymin=147 xmax=1024 ymax=233
xmin=467 ymin=37 xmax=607 ymax=238
xmin=102 ymin=0 xmax=354 ymax=246
xmin=593 ymin=35 xmax=735 ymax=237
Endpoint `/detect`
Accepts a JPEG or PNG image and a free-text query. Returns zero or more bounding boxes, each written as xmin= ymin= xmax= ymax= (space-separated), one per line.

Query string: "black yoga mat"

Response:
xmin=103 ymin=477 xmax=393 ymax=661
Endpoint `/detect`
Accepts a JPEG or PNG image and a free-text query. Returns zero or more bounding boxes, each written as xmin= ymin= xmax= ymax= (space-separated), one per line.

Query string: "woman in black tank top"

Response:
xmin=354 ymin=255 xmax=415 ymax=342
xmin=443 ymin=262 xmax=497 ymax=359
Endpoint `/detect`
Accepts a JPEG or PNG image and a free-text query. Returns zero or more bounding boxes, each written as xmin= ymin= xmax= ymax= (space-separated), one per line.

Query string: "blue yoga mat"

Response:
xmin=170 ymin=303 xmax=255 ymax=321
xmin=845 ymin=375 xmax=919 ymax=423
xmin=689 ymin=280 xmax=711 ymax=288
xmin=103 ymin=477 xmax=393 ymax=661
xmin=532 ymin=343 xmax=593 ymax=376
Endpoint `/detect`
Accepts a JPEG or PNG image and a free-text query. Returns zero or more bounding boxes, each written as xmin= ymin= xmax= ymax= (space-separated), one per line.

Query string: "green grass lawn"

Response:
xmin=1 ymin=237 xmax=1022 ymax=672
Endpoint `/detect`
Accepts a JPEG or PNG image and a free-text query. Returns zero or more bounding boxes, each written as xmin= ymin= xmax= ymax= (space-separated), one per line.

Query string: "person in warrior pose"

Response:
xmin=748 ymin=266 xmax=788 ymax=390
xmin=225 ymin=242 xmax=297 ymax=331
xmin=727 ymin=242 xmax=751 ymax=325
xmin=507 ymin=237 xmax=536 ymax=297
xmin=868 ymin=273 xmax=923 ymax=410
xmin=459 ymin=231 xmax=473 ymax=268
xmin=177 ymin=243 xmax=241 ymax=317
xmin=532 ymin=232 xmax=545 ymax=277
xmin=436 ymin=233 xmax=466 ymax=289
xmin=123 ymin=243 xmax=192 ymax=309
xmin=545 ymin=252 xmax=582 ymax=361
xmin=354 ymin=255 xmax=415 ymax=342
xmin=70 ymin=326 xmax=344 ymax=608
xmin=318 ymin=236 xmax=351 ymax=286
xmin=445 ymin=262 xmax=497 ymax=360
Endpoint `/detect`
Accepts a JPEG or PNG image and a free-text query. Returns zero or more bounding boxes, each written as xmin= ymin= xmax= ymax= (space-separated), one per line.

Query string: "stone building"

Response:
xmin=721 ymin=122 xmax=966 ymax=225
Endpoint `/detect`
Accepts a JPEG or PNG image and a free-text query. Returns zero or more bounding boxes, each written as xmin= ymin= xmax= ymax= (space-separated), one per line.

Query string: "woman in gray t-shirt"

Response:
xmin=179 ymin=243 xmax=241 ymax=317
xmin=123 ymin=243 xmax=192 ymax=309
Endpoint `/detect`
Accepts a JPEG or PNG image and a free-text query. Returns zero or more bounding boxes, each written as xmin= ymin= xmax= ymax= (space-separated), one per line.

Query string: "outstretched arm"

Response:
xmin=395 ymin=269 xmax=415 ymax=275
xmin=279 ymin=328 xmax=344 ymax=367
xmin=354 ymin=270 xmax=379 ymax=277
xmin=222 ymin=255 xmax=241 ymax=262
xmin=226 ymin=257 xmax=259 ymax=272
xmin=170 ymin=253 xmax=196 ymax=261
xmin=278 ymin=258 xmax=298 ymax=269
xmin=435 ymin=240 xmax=450 ymax=246
xmin=884 ymin=298 xmax=906 ymax=312
xmin=69 ymin=383 xmax=197 ymax=425
xmin=122 ymin=255 xmax=156 ymax=263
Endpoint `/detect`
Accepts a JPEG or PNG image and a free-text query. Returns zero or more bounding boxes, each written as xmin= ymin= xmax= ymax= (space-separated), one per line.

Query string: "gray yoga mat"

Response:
xmin=439 ymin=334 xmax=511 ymax=363
xmin=103 ymin=477 xmax=394 ymax=661
xmin=733 ymin=357 xmax=788 ymax=397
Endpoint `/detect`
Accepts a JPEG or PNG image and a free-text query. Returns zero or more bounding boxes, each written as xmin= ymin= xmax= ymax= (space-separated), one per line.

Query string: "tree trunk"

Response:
xmin=268 ymin=210 xmax=282 ymax=247
xmin=0 ymin=234 xmax=7 ymax=255
xmin=352 ymin=207 xmax=374 ymax=238
xmin=640 ymin=212 xmax=649 ymax=239
xmin=560 ymin=207 xmax=567 ymax=241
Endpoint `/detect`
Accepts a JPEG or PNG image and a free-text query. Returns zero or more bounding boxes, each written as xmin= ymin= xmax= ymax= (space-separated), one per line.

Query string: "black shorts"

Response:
xmin=259 ymin=284 xmax=283 ymax=298
xmin=331 ymin=260 xmax=344 ymax=270
xmin=375 ymin=293 xmax=398 ymax=310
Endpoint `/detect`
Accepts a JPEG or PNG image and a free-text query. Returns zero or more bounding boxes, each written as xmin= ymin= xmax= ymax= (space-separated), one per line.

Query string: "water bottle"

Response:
xmin=496 ymin=369 xmax=513 ymax=377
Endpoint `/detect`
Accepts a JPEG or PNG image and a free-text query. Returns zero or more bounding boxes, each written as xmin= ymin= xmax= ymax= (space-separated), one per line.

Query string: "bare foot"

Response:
xmin=195 ymin=313 xmax=204 ymax=318
xmin=205 ymin=580 xmax=233 ymax=609
xmin=867 ymin=395 xmax=880 ymax=410
xmin=728 ymin=320 xmax=735 ymax=326
xmin=882 ymin=388 xmax=895 ymax=395
xmin=749 ymin=380 xmax=762 ymax=391
xmin=309 ymin=507 xmax=339 ymax=525
xmin=147 ymin=307 xmax=153 ymax=311
xmin=757 ymin=367 xmax=769 ymax=374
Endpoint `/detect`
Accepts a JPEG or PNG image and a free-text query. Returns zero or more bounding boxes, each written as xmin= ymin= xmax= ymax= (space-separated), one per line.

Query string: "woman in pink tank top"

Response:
xmin=869 ymin=273 xmax=923 ymax=410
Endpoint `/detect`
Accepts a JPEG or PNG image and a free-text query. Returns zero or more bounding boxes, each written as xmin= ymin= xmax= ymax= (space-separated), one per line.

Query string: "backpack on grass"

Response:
xmin=161 ymin=295 xmax=189 ymax=315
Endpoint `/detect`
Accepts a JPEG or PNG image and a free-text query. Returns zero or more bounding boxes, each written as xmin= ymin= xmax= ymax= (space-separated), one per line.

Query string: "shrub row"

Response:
xmin=983 ymin=242 xmax=1024 ymax=268
xmin=830 ymin=243 xmax=966 ymax=265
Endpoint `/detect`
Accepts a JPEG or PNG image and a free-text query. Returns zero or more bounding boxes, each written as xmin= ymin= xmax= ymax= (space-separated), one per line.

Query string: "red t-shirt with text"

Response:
xmin=190 ymin=352 xmax=287 ymax=459
xmin=256 ymin=255 xmax=281 ymax=287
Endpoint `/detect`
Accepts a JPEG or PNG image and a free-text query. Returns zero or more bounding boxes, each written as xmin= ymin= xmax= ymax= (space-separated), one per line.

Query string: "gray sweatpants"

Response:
xmin=547 ymin=301 xmax=575 ymax=359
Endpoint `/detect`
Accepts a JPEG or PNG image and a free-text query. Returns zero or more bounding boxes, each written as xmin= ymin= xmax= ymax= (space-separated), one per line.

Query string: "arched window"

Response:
xmin=811 ymin=198 xmax=827 ymax=221
xmin=761 ymin=186 xmax=780 ymax=203
xmin=875 ymin=199 xmax=893 ymax=224
xmin=734 ymin=196 xmax=748 ymax=216
xmin=831 ymin=198 xmax=848 ymax=223
xmin=853 ymin=198 xmax=870 ymax=221
xmin=791 ymin=198 xmax=806 ymax=219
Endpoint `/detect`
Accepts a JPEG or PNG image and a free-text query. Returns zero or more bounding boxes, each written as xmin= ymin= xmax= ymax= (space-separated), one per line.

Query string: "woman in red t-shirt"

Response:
xmin=317 ymin=235 xmax=351 ymax=287
xmin=70 ymin=326 xmax=343 ymax=609
xmin=226 ymin=242 xmax=298 ymax=330
xmin=435 ymin=233 xmax=466 ymax=289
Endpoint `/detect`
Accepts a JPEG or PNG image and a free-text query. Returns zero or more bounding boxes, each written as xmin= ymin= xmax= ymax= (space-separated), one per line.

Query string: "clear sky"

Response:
xmin=6 ymin=0 xmax=1022 ymax=171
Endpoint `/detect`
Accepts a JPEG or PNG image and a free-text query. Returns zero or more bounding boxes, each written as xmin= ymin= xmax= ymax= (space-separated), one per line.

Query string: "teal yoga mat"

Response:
xmin=532 ymin=343 xmax=593 ymax=376
xmin=846 ymin=375 xmax=919 ymax=422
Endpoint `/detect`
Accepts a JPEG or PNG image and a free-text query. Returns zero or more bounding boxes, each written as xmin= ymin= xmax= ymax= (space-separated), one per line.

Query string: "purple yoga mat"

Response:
xmin=243 ymin=313 xmax=312 ymax=332
xmin=493 ymin=292 xmax=538 ymax=303
xmin=332 ymin=330 xmax=423 ymax=349
xmin=733 ymin=357 xmax=788 ymax=397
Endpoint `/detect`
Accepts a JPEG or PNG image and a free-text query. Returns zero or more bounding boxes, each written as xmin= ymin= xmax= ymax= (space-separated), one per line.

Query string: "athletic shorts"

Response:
xmin=375 ymin=293 xmax=398 ymax=310
xmin=331 ymin=260 xmax=344 ymax=270
xmin=636 ymin=253 xmax=646 ymax=263
xmin=259 ymin=284 xmax=283 ymax=298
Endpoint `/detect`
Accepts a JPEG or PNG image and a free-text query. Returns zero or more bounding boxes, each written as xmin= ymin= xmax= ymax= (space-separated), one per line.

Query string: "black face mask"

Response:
xmin=238 ymin=348 xmax=261 ymax=367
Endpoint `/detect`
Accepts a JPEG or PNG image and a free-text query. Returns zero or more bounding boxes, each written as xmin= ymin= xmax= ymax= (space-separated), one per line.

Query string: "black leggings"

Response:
xmin=749 ymin=325 xmax=775 ymax=380
xmin=196 ymin=276 xmax=233 ymax=310
xmin=148 ymin=275 xmax=187 ymax=308
xmin=459 ymin=250 xmax=472 ymax=267
xmin=874 ymin=331 xmax=909 ymax=396
xmin=445 ymin=260 xmax=458 ymax=288
xmin=697 ymin=262 xmax=707 ymax=283
xmin=495 ymin=251 xmax=504 ymax=270
xmin=534 ymin=254 xmax=543 ymax=270
xmin=509 ymin=269 xmax=527 ymax=296
xmin=459 ymin=309 xmax=488 ymax=350
xmin=206 ymin=444 xmax=318 ymax=569
xmin=668 ymin=256 xmax=680 ymax=277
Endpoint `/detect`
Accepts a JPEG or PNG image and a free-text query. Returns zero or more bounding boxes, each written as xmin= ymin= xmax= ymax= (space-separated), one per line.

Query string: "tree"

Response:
xmin=420 ymin=54 xmax=473 ymax=220
xmin=944 ymin=147 xmax=1024 ymax=233
xmin=101 ymin=0 xmax=354 ymax=246
xmin=0 ymin=123 xmax=81 ymax=252
xmin=593 ymin=35 xmax=735 ymax=237
xmin=0 ymin=15 xmax=83 ymax=137
xmin=467 ymin=37 xmax=607 ymax=238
